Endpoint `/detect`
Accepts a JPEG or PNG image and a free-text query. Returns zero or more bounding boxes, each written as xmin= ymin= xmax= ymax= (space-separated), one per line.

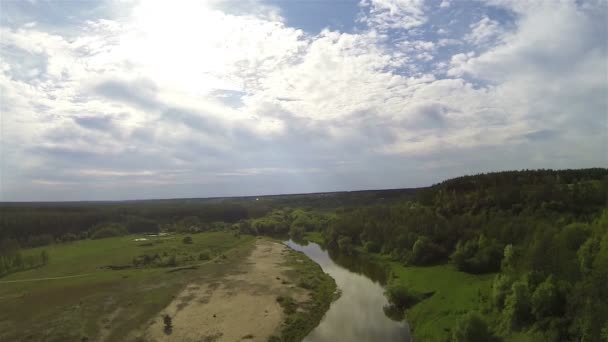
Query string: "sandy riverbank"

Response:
xmin=142 ymin=239 xmax=308 ymax=341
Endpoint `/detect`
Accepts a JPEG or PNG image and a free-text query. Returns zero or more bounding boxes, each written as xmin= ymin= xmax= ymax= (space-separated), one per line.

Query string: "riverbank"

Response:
xmin=141 ymin=238 xmax=337 ymax=341
xmin=354 ymin=249 xmax=494 ymax=341
xmin=0 ymin=234 xmax=337 ymax=342
xmin=286 ymin=240 xmax=411 ymax=341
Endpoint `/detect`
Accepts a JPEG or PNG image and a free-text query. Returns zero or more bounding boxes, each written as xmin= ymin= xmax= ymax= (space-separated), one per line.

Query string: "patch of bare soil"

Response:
xmin=142 ymin=239 xmax=308 ymax=342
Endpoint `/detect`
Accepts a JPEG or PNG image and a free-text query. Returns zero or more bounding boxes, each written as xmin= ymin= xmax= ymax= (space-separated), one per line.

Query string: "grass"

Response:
xmin=277 ymin=247 xmax=339 ymax=342
xmin=0 ymin=232 xmax=255 ymax=341
xmin=303 ymin=231 xmax=325 ymax=246
xmin=387 ymin=262 xmax=494 ymax=341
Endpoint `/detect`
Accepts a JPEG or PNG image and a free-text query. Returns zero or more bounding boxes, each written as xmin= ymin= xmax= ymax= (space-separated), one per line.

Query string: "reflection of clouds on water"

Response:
xmin=285 ymin=241 xmax=411 ymax=342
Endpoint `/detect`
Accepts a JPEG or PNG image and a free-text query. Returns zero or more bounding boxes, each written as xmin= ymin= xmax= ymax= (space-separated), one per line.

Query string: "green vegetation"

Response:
xmin=1 ymin=168 xmax=606 ymax=341
xmin=384 ymin=282 xmax=426 ymax=309
xmin=318 ymin=168 xmax=608 ymax=341
xmin=0 ymin=232 xmax=255 ymax=341
xmin=0 ymin=239 xmax=49 ymax=277
xmin=452 ymin=312 xmax=500 ymax=342
xmin=387 ymin=263 xmax=494 ymax=340
xmin=278 ymin=248 xmax=338 ymax=341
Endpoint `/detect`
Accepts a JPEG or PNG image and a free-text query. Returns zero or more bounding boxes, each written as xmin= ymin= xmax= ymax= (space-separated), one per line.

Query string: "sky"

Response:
xmin=0 ymin=0 xmax=606 ymax=201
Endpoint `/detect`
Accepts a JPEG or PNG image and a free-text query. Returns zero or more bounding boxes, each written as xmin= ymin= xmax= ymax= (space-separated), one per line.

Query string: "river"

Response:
xmin=285 ymin=240 xmax=412 ymax=342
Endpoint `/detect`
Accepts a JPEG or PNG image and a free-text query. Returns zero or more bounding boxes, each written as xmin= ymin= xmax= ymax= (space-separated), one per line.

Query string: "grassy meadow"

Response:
xmin=0 ymin=232 xmax=255 ymax=341
xmin=389 ymin=263 xmax=494 ymax=341
xmin=354 ymin=250 xmax=494 ymax=341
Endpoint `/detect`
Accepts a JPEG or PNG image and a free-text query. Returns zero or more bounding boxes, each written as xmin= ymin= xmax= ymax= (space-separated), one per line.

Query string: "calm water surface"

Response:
xmin=285 ymin=240 xmax=412 ymax=342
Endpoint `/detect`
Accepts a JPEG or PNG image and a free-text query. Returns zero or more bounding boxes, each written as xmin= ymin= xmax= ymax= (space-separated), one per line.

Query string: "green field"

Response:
xmin=351 ymin=248 xmax=494 ymax=341
xmin=0 ymin=232 xmax=255 ymax=341
xmin=389 ymin=263 xmax=494 ymax=341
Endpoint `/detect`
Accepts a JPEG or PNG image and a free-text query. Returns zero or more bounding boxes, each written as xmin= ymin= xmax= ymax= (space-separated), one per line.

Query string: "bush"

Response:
xmin=182 ymin=236 xmax=193 ymax=244
xmin=91 ymin=227 xmax=123 ymax=239
xmin=531 ymin=276 xmax=561 ymax=319
xmin=337 ymin=235 xmax=354 ymax=255
xmin=364 ymin=241 xmax=381 ymax=253
xmin=198 ymin=250 xmax=211 ymax=261
xmin=289 ymin=225 xmax=306 ymax=240
xmin=452 ymin=312 xmax=500 ymax=342
xmin=163 ymin=314 xmax=172 ymax=334
xmin=384 ymin=283 xmax=423 ymax=309
xmin=410 ymin=237 xmax=447 ymax=265
xmin=491 ymin=274 xmax=512 ymax=309
xmin=451 ymin=236 xmax=503 ymax=274
xmin=61 ymin=233 xmax=79 ymax=242
xmin=503 ymin=280 xmax=532 ymax=329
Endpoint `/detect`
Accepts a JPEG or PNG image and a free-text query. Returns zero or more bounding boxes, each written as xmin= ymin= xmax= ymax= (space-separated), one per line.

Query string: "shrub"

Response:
xmin=163 ymin=314 xmax=172 ymax=334
xmin=364 ymin=241 xmax=381 ymax=253
xmin=337 ymin=235 xmax=354 ymax=255
xmin=289 ymin=225 xmax=306 ymax=240
xmin=91 ymin=227 xmax=123 ymax=239
xmin=491 ymin=274 xmax=512 ymax=309
xmin=198 ymin=250 xmax=211 ymax=261
xmin=61 ymin=233 xmax=79 ymax=242
xmin=451 ymin=236 xmax=503 ymax=274
xmin=503 ymin=280 xmax=532 ymax=329
xmin=40 ymin=250 xmax=49 ymax=265
xmin=276 ymin=296 xmax=297 ymax=315
xmin=531 ymin=276 xmax=561 ymax=319
xmin=384 ymin=283 xmax=423 ymax=309
xmin=410 ymin=237 xmax=447 ymax=265
xmin=452 ymin=312 xmax=499 ymax=342
xmin=182 ymin=236 xmax=193 ymax=244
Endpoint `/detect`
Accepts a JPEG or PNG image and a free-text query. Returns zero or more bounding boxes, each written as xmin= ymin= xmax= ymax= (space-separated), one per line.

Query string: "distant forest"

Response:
xmin=1 ymin=168 xmax=607 ymax=341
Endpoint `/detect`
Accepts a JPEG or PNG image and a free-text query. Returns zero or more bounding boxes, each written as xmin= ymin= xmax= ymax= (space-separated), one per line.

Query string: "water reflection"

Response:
xmin=285 ymin=240 xmax=412 ymax=342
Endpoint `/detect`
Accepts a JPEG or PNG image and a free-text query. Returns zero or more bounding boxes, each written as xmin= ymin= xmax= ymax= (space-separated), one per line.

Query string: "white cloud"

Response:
xmin=359 ymin=0 xmax=427 ymax=31
xmin=465 ymin=16 xmax=504 ymax=45
xmin=0 ymin=0 xmax=605 ymax=200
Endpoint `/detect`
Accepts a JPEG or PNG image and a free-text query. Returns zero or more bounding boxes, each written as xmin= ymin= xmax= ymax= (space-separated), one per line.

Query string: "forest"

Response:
xmin=1 ymin=168 xmax=607 ymax=341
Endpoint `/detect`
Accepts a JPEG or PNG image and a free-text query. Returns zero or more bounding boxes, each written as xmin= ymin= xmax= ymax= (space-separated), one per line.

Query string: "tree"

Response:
xmin=453 ymin=312 xmax=500 ymax=342
xmin=289 ymin=225 xmax=305 ymax=240
xmin=126 ymin=216 xmax=159 ymax=234
xmin=40 ymin=250 xmax=49 ymax=265
xmin=384 ymin=283 xmax=422 ymax=309
xmin=501 ymin=244 xmax=515 ymax=272
xmin=337 ymin=235 xmax=354 ymax=255
xmin=503 ymin=281 xmax=532 ymax=329
xmin=410 ymin=237 xmax=446 ymax=265
xmin=163 ymin=314 xmax=172 ymax=334
xmin=492 ymin=274 xmax=512 ymax=309
xmin=531 ymin=276 xmax=560 ymax=319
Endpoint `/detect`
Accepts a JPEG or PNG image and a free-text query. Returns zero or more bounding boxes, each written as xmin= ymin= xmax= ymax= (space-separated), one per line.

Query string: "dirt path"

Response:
xmin=142 ymin=239 xmax=307 ymax=342
xmin=0 ymin=273 xmax=96 ymax=284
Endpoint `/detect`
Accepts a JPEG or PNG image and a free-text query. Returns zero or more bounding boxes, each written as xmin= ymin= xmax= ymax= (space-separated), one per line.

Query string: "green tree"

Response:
xmin=503 ymin=281 xmax=532 ymax=330
xmin=492 ymin=274 xmax=512 ymax=309
xmin=384 ymin=283 xmax=422 ymax=309
xmin=531 ymin=276 xmax=560 ymax=319
xmin=40 ymin=250 xmax=49 ymax=265
xmin=453 ymin=312 xmax=500 ymax=342
xmin=338 ymin=235 xmax=354 ymax=255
